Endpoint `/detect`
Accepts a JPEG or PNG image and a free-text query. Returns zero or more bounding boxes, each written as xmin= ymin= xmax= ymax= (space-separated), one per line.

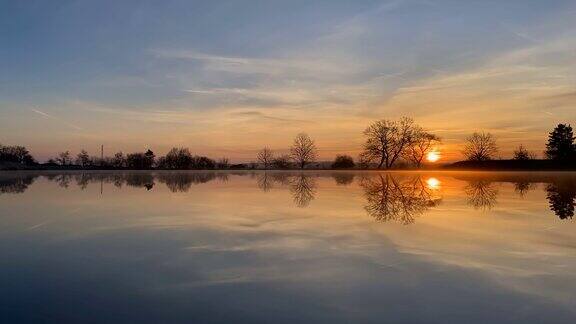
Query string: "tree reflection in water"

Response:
xmin=0 ymin=174 xmax=36 ymax=194
xmin=464 ymin=180 xmax=498 ymax=210
xmin=546 ymin=181 xmax=576 ymax=220
xmin=44 ymin=174 xmax=73 ymax=188
xmin=514 ymin=181 xmax=537 ymax=197
xmin=1 ymin=172 xmax=575 ymax=221
xmin=256 ymin=173 xmax=274 ymax=192
xmin=360 ymin=174 xmax=441 ymax=224
xmin=156 ymin=172 xmax=228 ymax=192
xmin=256 ymin=173 xmax=317 ymax=207
xmin=332 ymin=173 xmax=355 ymax=186
xmin=289 ymin=175 xmax=317 ymax=208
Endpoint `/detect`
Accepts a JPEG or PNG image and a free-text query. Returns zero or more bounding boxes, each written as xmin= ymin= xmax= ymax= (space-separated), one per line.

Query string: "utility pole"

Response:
xmin=101 ymin=145 xmax=104 ymax=166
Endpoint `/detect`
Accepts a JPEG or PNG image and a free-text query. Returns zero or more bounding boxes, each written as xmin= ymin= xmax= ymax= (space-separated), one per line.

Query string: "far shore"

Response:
xmin=1 ymin=159 xmax=574 ymax=172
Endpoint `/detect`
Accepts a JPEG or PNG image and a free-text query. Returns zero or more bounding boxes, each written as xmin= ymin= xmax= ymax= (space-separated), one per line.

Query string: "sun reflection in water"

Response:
xmin=426 ymin=177 xmax=441 ymax=190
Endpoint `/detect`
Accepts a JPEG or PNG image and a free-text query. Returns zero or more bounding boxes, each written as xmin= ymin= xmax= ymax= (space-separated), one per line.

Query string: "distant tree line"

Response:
xmin=0 ymin=144 xmax=36 ymax=165
xmin=1 ymin=121 xmax=574 ymax=170
xmin=40 ymin=148 xmax=229 ymax=170
xmin=461 ymin=123 xmax=575 ymax=163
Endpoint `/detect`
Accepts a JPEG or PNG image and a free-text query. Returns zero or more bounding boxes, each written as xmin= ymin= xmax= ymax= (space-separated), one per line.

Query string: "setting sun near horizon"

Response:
xmin=427 ymin=151 xmax=441 ymax=163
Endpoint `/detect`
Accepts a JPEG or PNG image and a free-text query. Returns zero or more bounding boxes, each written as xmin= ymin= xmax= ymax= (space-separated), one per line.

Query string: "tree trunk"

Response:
xmin=377 ymin=157 xmax=384 ymax=169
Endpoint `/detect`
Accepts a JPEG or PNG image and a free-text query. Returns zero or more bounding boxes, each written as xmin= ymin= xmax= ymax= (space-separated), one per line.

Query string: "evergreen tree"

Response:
xmin=546 ymin=124 xmax=575 ymax=161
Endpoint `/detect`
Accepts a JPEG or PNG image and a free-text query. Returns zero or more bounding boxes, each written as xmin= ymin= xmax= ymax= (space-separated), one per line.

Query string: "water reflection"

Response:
xmin=514 ymin=181 xmax=538 ymax=197
xmin=256 ymin=172 xmax=274 ymax=192
xmin=464 ymin=180 xmax=499 ymax=210
xmin=2 ymin=171 xmax=576 ymax=323
xmin=157 ymin=172 xmax=228 ymax=192
xmin=546 ymin=181 xmax=576 ymax=220
xmin=256 ymin=173 xmax=317 ymax=207
xmin=332 ymin=173 xmax=355 ymax=186
xmin=360 ymin=174 xmax=441 ymax=224
xmin=1 ymin=171 xmax=575 ymax=222
xmin=289 ymin=174 xmax=317 ymax=208
xmin=0 ymin=173 xmax=36 ymax=194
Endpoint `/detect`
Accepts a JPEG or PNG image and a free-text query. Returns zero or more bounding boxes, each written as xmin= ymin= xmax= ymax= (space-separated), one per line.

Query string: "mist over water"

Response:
xmin=1 ymin=171 xmax=575 ymax=323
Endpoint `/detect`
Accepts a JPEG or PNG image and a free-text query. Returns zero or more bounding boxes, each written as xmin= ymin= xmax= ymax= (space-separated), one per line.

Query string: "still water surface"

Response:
xmin=1 ymin=171 xmax=575 ymax=323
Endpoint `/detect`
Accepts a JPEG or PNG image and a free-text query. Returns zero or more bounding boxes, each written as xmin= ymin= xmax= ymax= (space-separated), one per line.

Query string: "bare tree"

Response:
xmin=290 ymin=133 xmax=317 ymax=169
xmin=56 ymin=151 xmax=72 ymax=165
xmin=257 ymin=147 xmax=274 ymax=169
xmin=362 ymin=117 xmax=416 ymax=169
xmin=462 ymin=132 xmax=498 ymax=161
xmin=405 ymin=128 xmax=440 ymax=168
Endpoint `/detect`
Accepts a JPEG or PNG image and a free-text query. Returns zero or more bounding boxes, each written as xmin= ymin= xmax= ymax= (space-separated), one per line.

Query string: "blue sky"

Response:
xmin=1 ymin=0 xmax=575 ymax=161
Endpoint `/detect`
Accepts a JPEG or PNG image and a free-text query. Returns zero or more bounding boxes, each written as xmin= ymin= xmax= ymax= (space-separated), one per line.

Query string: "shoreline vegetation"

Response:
xmin=1 ymin=119 xmax=574 ymax=171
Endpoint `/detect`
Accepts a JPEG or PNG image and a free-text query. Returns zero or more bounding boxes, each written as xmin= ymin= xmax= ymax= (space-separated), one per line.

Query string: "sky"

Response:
xmin=0 ymin=0 xmax=575 ymax=162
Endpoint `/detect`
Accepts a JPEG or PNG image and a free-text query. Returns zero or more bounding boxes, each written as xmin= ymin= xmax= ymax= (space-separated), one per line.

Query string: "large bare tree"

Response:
xmin=361 ymin=117 xmax=416 ymax=169
xmin=405 ymin=128 xmax=440 ymax=168
xmin=256 ymin=147 xmax=274 ymax=169
xmin=57 ymin=151 xmax=72 ymax=166
xmin=290 ymin=133 xmax=317 ymax=169
xmin=462 ymin=132 xmax=498 ymax=161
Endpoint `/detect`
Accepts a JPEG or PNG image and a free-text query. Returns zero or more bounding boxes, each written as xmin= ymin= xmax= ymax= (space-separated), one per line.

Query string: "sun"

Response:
xmin=426 ymin=151 xmax=441 ymax=162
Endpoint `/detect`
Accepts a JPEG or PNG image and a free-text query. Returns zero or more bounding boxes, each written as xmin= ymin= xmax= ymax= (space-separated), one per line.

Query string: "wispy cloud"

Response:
xmin=230 ymin=110 xmax=314 ymax=124
xmin=30 ymin=108 xmax=83 ymax=131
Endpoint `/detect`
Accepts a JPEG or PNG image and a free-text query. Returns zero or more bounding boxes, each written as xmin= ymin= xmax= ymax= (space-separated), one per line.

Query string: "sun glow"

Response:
xmin=426 ymin=177 xmax=441 ymax=190
xmin=427 ymin=151 xmax=440 ymax=162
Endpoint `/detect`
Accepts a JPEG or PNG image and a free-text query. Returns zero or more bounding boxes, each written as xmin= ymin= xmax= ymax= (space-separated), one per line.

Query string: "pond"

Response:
xmin=1 ymin=171 xmax=575 ymax=323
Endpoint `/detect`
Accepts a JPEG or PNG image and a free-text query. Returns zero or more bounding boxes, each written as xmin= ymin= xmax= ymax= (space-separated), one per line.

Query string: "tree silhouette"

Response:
xmin=124 ymin=150 xmax=157 ymax=169
xmin=332 ymin=155 xmax=355 ymax=169
xmin=257 ymin=147 xmax=274 ymax=169
xmin=157 ymin=147 xmax=193 ymax=169
xmin=0 ymin=144 xmax=36 ymax=165
xmin=272 ymin=155 xmax=291 ymax=169
xmin=76 ymin=150 xmax=91 ymax=167
xmin=144 ymin=149 xmax=155 ymax=168
xmin=56 ymin=151 xmax=72 ymax=166
xmin=462 ymin=132 xmax=498 ymax=161
xmin=290 ymin=133 xmax=317 ymax=169
xmin=513 ymin=145 xmax=535 ymax=160
xmin=545 ymin=124 xmax=575 ymax=161
xmin=405 ymin=128 xmax=440 ymax=168
xmin=112 ymin=152 xmax=126 ymax=168
xmin=216 ymin=157 xmax=229 ymax=169
xmin=190 ymin=156 xmax=215 ymax=169
xmin=361 ymin=117 xmax=416 ymax=169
